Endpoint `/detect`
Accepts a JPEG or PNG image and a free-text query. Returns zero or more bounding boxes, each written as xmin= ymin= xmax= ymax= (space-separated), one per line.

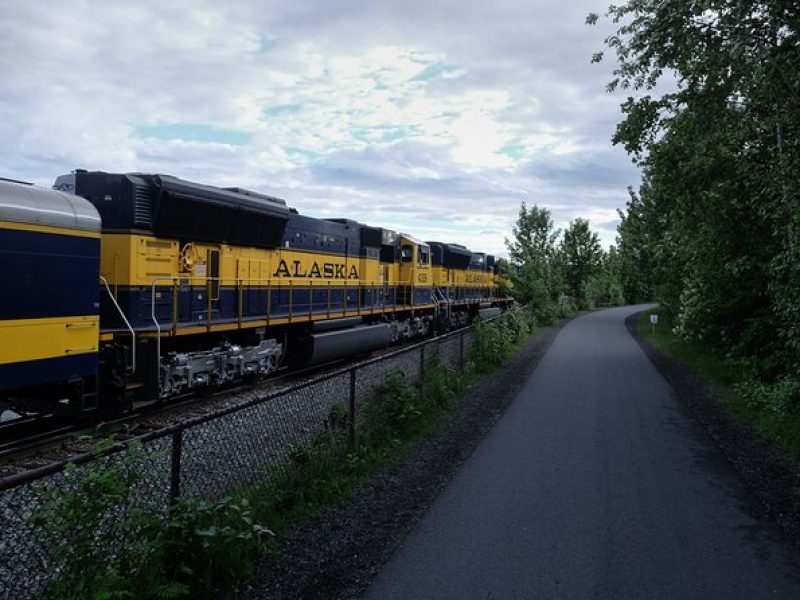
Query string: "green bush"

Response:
xmin=359 ymin=370 xmax=423 ymax=444
xmin=735 ymin=377 xmax=800 ymax=420
xmin=29 ymin=441 xmax=146 ymax=599
xmin=249 ymin=359 xmax=476 ymax=535
xmin=471 ymin=306 xmax=536 ymax=372
xmin=421 ymin=360 xmax=465 ymax=410
xmin=502 ymin=304 xmax=534 ymax=343
xmin=30 ymin=442 xmax=273 ymax=599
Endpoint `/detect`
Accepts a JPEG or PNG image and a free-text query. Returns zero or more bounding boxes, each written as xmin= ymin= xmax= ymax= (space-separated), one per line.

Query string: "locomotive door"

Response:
xmin=208 ymin=249 xmax=220 ymax=300
xmin=399 ymin=240 xmax=415 ymax=306
xmin=448 ymin=267 xmax=455 ymax=300
xmin=382 ymin=265 xmax=389 ymax=307
xmin=207 ymin=248 xmax=221 ymax=323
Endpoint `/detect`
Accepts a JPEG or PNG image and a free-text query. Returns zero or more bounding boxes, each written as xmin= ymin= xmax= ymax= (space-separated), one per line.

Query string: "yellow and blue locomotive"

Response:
xmin=1 ymin=170 xmax=511 ymax=417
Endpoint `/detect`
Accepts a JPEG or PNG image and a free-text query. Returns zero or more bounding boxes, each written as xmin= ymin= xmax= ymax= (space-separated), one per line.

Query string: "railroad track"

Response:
xmin=0 ymin=357 xmax=346 ymax=465
xmin=0 ymin=422 xmax=78 ymax=461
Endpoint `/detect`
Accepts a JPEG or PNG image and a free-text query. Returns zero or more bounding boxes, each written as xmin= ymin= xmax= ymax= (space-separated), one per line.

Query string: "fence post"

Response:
xmin=459 ymin=330 xmax=464 ymax=372
xmin=348 ymin=368 xmax=356 ymax=449
xmin=169 ymin=428 xmax=183 ymax=505
xmin=420 ymin=344 xmax=426 ymax=400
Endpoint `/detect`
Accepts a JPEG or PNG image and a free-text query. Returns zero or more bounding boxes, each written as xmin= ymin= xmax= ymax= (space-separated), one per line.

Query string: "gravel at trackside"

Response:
xmin=626 ymin=313 xmax=800 ymax=552
xmin=230 ymin=319 xmax=571 ymax=600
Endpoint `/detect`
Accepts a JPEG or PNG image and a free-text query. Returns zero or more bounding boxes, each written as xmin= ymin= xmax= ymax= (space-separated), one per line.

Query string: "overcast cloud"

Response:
xmin=0 ymin=0 xmax=639 ymax=255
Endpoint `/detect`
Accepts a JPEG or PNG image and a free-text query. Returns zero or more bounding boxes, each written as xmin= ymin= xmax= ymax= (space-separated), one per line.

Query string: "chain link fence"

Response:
xmin=0 ymin=327 xmax=476 ymax=599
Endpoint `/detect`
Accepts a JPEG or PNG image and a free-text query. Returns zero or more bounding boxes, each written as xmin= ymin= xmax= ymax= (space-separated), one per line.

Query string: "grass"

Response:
xmin=639 ymin=308 xmax=800 ymax=459
xmin=639 ymin=309 xmax=743 ymax=387
xmin=244 ymin=366 xmax=466 ymax=536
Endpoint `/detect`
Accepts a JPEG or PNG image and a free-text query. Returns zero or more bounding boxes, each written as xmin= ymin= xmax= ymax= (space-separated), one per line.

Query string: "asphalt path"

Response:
xmin=363 ymin=305 xmax=800 ymax=599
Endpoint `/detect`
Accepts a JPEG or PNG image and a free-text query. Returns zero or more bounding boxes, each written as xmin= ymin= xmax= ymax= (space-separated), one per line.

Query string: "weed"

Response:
xmin=471 ymin=305 xmax=537 ymax=373
xmin=29 ymin=442 xmax=273 ymax=599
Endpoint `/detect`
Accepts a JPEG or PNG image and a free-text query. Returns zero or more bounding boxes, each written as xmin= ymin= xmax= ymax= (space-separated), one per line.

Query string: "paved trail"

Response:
xmin=364 ymin=306 xmax=800 ymax=599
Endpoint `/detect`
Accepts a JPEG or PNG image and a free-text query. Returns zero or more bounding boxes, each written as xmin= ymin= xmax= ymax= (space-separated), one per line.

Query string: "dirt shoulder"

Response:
xmin=626 ymin=312 xmax=800 ymax=550
xmin=233 ymin=319 xmax=571 ymax=600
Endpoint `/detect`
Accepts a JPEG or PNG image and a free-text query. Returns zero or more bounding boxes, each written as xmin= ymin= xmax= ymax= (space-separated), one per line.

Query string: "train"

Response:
xmin=0 ymin=170 xmax=511 ymax=418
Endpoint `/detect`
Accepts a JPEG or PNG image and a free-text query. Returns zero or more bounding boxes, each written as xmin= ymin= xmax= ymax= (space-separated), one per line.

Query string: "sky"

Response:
xmin=0 ymin=0 xmax=640 ymax=256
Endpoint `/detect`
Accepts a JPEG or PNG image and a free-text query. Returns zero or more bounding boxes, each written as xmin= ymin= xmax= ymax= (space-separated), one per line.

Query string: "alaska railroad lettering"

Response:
xmin=272 ymin=259 xmax=360 ymax=280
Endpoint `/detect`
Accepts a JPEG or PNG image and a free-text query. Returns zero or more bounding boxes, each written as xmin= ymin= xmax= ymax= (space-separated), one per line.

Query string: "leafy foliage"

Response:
xmin=505 ymin=203 xmax=565 ymax=321
xmin=642 ymin=310 xmax=800 ymax=457
xmin=30 ymin=442 xmax=273 ymax=599
xmin=470 ymin=305 xmax=535 ymax=372
xmin=560 ymin=218 xmax=604 ymax=307
xmin=595 ymin=1 xmax=800 ymax=446
xmin=505 ymin=204 xmax=624 ymax=314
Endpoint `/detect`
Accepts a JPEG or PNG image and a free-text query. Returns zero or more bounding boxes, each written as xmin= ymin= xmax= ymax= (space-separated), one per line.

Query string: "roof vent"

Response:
xmin=133 ymin=185 xmax=154 ymax=228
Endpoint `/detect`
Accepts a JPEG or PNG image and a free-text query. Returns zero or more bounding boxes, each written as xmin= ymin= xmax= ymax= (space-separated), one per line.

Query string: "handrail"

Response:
xmin=145 ymin=275 xmax=396 ymax=287
xmin=143 ymin=277 xmax=447 ymax=338
xmin=149 ymin=277 xmax=177 ymax=395
xmin=100 ymin=275 xmax=136 ymax=375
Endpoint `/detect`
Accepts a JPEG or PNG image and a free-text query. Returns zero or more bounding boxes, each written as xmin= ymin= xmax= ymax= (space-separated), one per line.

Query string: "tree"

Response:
xmin=506 ymin=203 xmax=559 ymax=266
xmin=560 ymin=218 xmax=603 ymax=308
xmin=592 ymin=0 xmax=800 ymax=375
xmin=615 ymin=187 xmax=655 ymax=304
xmin=587 ymin=245 xmax=625 ymax=307
xmin=504 ymin=203 xmax=563 ymax=320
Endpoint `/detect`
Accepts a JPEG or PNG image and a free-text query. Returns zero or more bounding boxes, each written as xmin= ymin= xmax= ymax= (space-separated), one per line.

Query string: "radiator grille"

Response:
xmin=133 ymin=186 xmax=154 ymax=228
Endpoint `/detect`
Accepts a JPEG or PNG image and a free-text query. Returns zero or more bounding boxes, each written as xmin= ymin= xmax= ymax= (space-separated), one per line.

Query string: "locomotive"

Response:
xmin=0 ymin=171 xmax=511 ymax=418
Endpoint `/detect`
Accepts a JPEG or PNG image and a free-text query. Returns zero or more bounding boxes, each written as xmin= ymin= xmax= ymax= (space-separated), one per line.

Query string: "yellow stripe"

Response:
xmin=0 ymin=315 xmax=99 ymax=364
xmin=0 ymin=220 xmax=101 ymax=239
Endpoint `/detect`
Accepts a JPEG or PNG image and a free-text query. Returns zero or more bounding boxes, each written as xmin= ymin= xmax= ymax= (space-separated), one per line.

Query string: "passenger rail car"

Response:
xmin=0 ymin=179 xmax=102 ymax=413
xmin=0 ymin=171 xmax=511 ymax=417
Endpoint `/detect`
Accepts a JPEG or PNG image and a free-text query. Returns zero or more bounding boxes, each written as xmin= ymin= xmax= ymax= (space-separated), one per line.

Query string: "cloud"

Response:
xmin=0 ymin=0 xmax=639 ymax=254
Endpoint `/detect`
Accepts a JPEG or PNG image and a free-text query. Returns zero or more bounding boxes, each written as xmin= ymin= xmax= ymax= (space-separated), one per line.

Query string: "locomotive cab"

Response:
xmin=398 ymin=235 xmax=433 ymax=306
xmin=399 ymin=235 xmax=431 ymax=284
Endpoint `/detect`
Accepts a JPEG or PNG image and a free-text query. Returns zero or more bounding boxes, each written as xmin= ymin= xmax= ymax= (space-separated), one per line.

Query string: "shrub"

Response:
xmin=735 ymin=377 xmax=800 ymax=419
xmin=359 ymin=371 xmax=424 ymax=444
xmin=471 ymin=306 xmax=536 ymax=372
xmin=30 ymin=442 xmax=273 ymax=599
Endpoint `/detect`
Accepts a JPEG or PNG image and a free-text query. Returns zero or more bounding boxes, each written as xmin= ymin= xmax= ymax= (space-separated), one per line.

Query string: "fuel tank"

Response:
xmin=292 ymin=323 xmax=391 ymax=366
xmin=478 ymin=307 xmax=503 ymax=320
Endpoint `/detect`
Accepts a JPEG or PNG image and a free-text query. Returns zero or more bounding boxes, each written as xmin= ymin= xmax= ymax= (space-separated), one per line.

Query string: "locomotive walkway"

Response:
xmin=363 ymin=305 xmax=800 ymax=599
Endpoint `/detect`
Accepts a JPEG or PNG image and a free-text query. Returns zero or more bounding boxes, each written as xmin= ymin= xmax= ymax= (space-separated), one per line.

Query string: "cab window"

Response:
xmin=418 ymin=247 xmax=430 ymax=266
xmin=401 ymin=245 xmax=414 ymax=263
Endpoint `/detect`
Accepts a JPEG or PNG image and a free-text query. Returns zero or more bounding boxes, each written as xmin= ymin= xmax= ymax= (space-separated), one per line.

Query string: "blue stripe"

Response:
xmin=0 ymin=353 xmax=97 ymax=391
xmin=0 ymin=228 xmax=99 ymax=320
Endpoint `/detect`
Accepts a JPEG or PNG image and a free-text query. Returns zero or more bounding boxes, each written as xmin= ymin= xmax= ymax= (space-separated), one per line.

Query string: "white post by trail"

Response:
xmin=650 ymin=313 xmax=658 ymax=335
